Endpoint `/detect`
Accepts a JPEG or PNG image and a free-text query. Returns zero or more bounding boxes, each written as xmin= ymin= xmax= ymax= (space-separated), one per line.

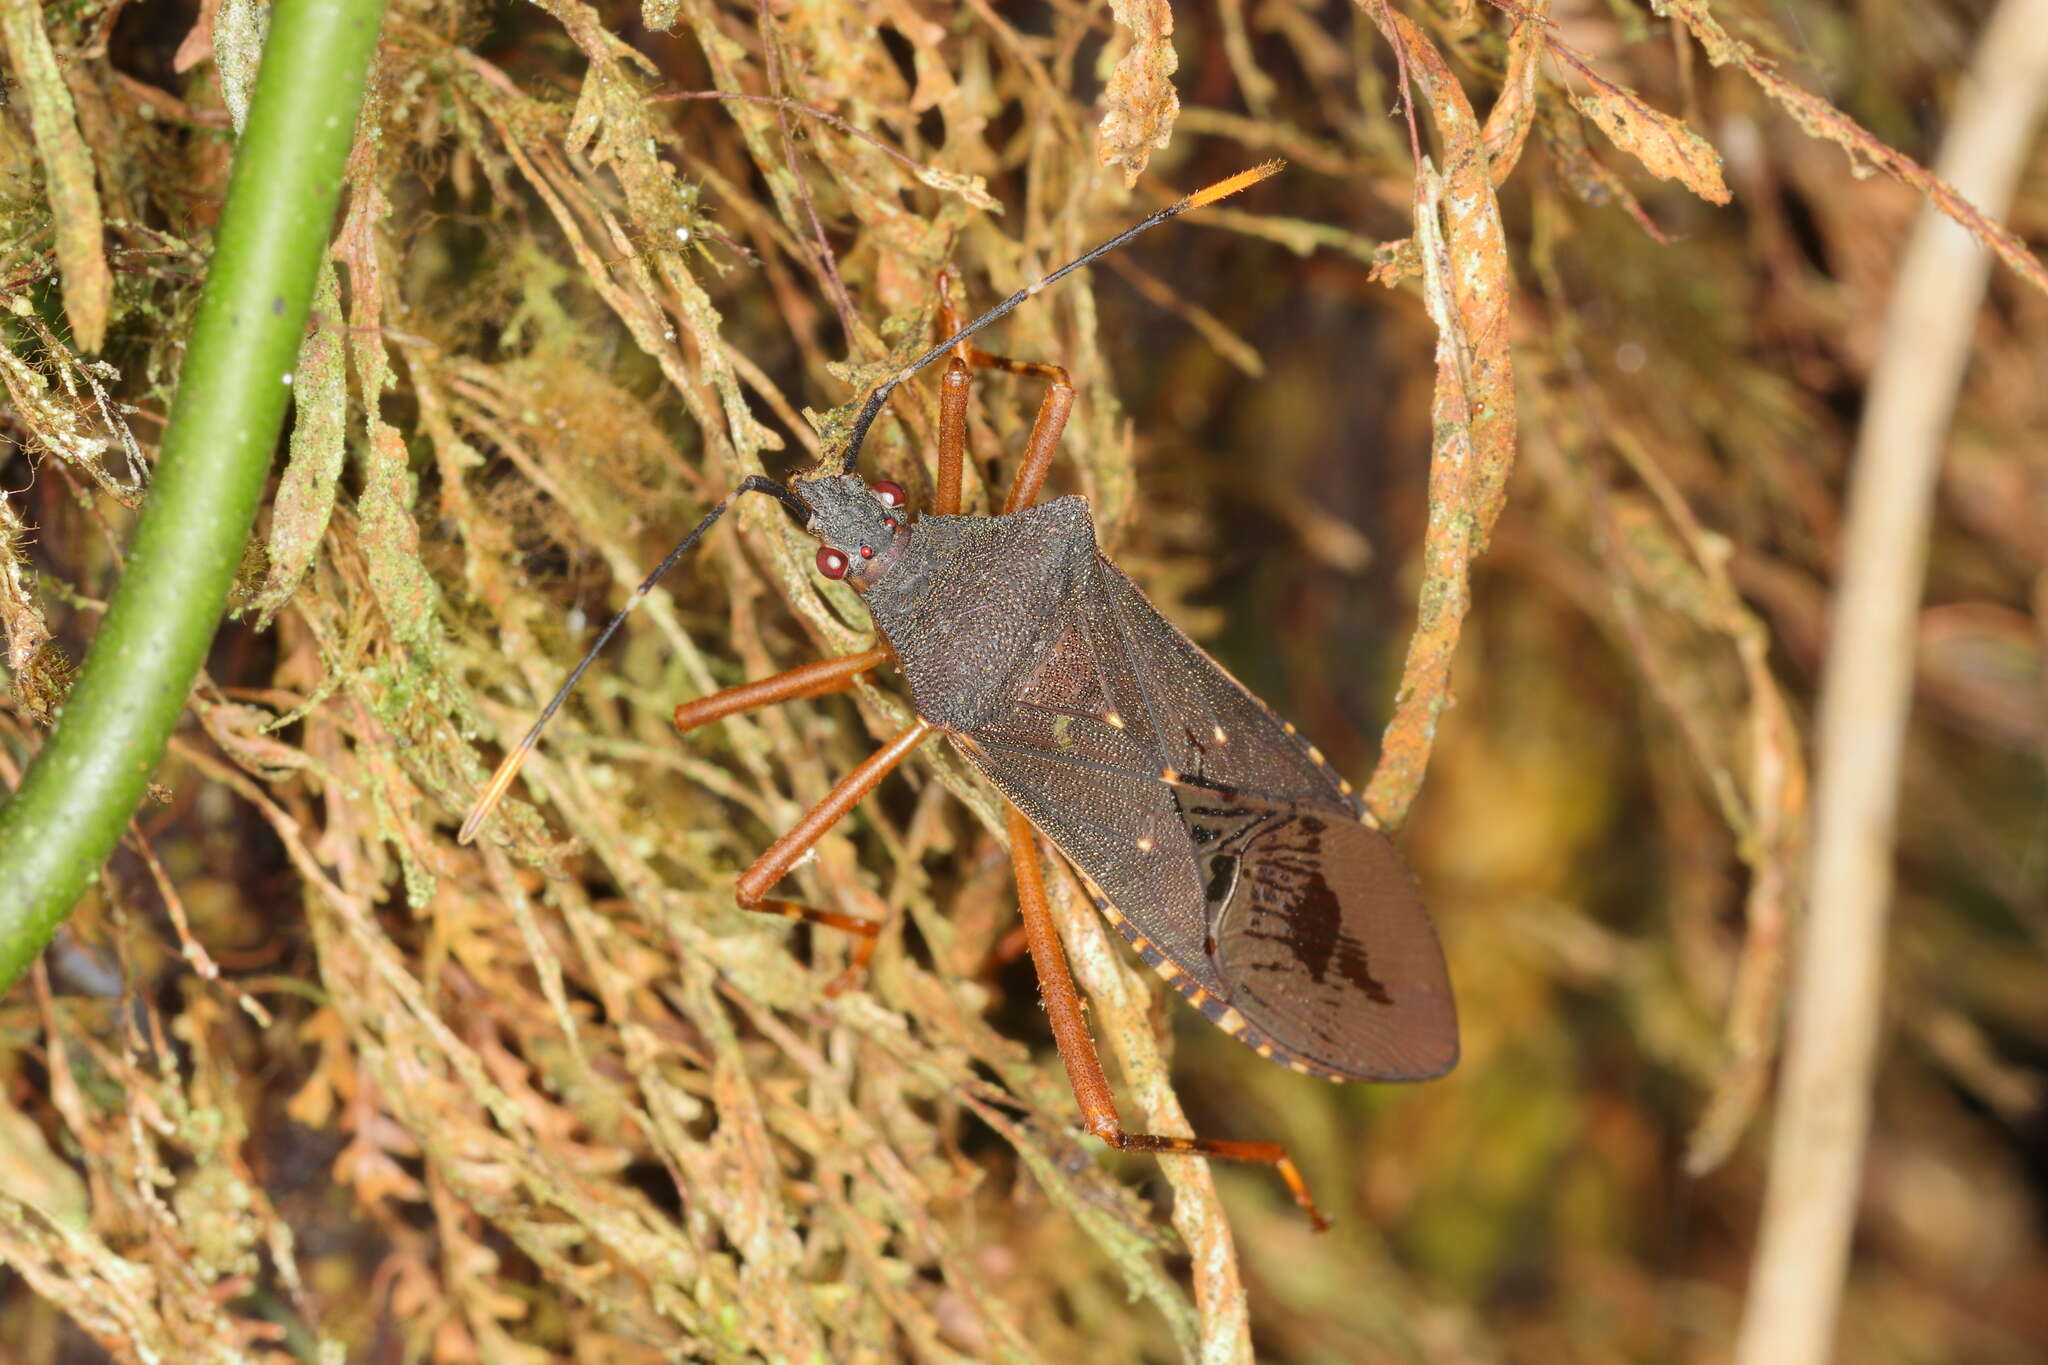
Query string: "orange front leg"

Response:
xmin=672 ymin=646 xmax=891 ymax=737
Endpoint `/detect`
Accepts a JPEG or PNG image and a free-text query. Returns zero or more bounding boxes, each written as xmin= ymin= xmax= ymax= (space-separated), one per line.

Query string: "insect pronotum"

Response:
xmin=461 ymin=160 xmax=1458 ymax=1227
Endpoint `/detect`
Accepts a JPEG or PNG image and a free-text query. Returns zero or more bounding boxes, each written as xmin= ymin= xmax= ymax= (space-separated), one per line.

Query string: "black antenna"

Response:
xmin=460 ymin=474 xmax=807 ymax=843
xmin=837 ymin=159 xmax=1284 ymax=475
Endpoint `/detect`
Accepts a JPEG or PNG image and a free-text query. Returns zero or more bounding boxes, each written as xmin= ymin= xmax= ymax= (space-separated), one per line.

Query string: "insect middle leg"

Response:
xmin=672 ymin=645 xmax=892 ymax=737
xmin=733 ymin=718 xmax=932 ymax=993
xmin=934 ymin=275 xmax=1076 ymax=517
xmin=1004 ymin=805 xmax=1333 ymax=1230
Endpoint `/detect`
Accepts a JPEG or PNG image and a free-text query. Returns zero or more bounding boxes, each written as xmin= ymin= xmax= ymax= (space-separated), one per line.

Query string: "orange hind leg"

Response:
xmin=1004 ymin=806 xmax=1332 ymax=1229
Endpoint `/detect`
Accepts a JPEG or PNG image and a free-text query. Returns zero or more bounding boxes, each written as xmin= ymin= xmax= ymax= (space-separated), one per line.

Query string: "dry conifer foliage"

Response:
xmin=2 ymin=0 xmax=2045 ymax=1362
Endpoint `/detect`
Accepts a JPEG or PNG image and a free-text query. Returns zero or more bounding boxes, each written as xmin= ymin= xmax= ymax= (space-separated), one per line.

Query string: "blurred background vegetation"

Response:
xmin=1 ymin=0 xmax=2044 ymax=1361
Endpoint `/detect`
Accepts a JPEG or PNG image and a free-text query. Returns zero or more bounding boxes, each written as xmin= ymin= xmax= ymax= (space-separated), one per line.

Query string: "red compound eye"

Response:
xmin=871 ymin=480 xmax=906 ymax=509
xmin=816 ymin=546 xmax=850 ymax=580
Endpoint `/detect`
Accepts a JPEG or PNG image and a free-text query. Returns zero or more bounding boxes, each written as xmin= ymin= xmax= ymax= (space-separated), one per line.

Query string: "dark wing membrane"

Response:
xmin=1194 ymin=790 xmax=1456 ymax=1081
xmin=960 ymin=577 xmax=1457 ymax=1082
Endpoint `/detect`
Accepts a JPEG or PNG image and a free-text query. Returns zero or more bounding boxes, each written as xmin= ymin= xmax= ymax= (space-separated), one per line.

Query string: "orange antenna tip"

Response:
xmin=459 ymin=743 xmax=531 ymax=845
xmin=1184 ymin=158 xmax=1285 ymax=211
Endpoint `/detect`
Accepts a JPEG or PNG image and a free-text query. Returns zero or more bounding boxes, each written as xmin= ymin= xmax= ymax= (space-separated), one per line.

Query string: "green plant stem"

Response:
xmin=0 ymin=0 xmax=387 ymax=990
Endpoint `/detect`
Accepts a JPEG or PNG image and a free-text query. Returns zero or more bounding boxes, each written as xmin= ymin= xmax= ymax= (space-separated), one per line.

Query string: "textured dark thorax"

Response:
xmin=861 ymin=497 xmax=1099 ymax=733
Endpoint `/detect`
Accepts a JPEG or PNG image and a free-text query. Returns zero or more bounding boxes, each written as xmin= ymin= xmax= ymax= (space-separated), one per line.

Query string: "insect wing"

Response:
xmin=959 ymin=558 xmax=1457 ymax=1082
xmin=1191 ymin=786 xmax=1455 ymax=1081
xmin=1086 ymin=557 xmax=1350 ymax=805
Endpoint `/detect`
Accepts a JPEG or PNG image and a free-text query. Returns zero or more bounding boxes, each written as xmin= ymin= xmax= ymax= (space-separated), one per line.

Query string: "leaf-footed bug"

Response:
xmin=460 ymin=160 xmax=1456 ymax=1227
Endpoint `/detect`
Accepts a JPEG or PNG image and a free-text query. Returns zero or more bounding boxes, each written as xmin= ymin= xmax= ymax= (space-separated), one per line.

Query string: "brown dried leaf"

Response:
xmin=0 ymin=0 xmax=112 ymax=352
xmin=1098 ymin=0 xmax=1181 ymax=185
xmin=250 ymin=263 xmax=348 ymax=628
xmin=0 ymin=1099 xmax=89 ymax=1225
xmin=284 ymin=1008 xmax=355 ymax=1129
xmin=338 ymin=177 xmax=445 ymax=666
xmin=1539 ymin=98 xmax=1677 ymax=243
xmin=334 ymin=1118 xmax=427 ymax=1210
xmin=1658 ymin=0 xmax=2048 ymax=296
xmin=171 ymin=0 xmax=221 ymax=73
xmin=1569 ymin=78 xmax=1731 ymax=205
xmin=1368 ymin=235 xmax=1422 ymax=285
xmin=1481 ymin=0 xmax=1547 ymax=184
xmin=1358 ymin=6 xmax=1518 ymax=827
xmin=0 ymin=495 xmax=51 ymax=691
